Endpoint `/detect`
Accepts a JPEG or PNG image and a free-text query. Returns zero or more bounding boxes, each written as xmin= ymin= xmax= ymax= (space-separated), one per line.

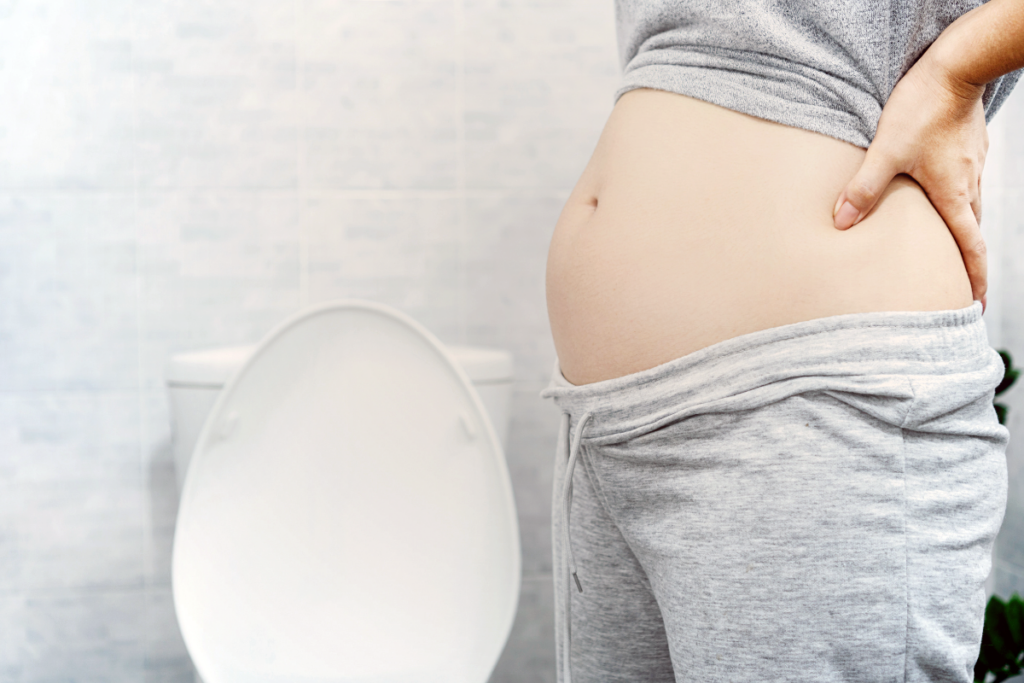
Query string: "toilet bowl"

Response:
xmin=169 ymin=300 xmax=521 ymax=683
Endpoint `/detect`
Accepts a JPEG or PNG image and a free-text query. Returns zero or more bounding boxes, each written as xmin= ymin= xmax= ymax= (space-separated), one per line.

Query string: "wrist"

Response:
xmin=918 ymin=36 xmax=988 ymax=104
xmin=918 ymin=0 xmax=1024 ymax=96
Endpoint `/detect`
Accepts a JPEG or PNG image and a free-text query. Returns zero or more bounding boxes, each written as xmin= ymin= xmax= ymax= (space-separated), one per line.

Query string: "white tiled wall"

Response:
xmin=985 ymin=86 xmax=1024 ymax=606
xmin=2 ymin=1 xmax=1023 ymax=681
xmin=0 ymin=0 xmax=618 ymax=680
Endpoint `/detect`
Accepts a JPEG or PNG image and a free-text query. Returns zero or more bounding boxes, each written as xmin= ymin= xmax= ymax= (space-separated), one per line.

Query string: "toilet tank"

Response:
xmin=165 ymin=343 xmax=515 ymax=496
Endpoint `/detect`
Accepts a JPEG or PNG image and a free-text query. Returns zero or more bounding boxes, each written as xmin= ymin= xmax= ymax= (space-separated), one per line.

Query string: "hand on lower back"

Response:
xmin=832 ymin=50 xmax=990 ymax=312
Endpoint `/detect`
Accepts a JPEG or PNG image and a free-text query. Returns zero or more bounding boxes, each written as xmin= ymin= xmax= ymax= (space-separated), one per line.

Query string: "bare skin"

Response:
xmin=547 ymin=0 xmax=1024 ymax=387
xmin=546 ymin=88 xmax=972 ymax=386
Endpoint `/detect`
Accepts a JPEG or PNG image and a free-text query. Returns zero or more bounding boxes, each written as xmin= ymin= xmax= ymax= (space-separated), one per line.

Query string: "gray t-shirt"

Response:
xmin=614 ymin=0 xmax=1022 ymax=148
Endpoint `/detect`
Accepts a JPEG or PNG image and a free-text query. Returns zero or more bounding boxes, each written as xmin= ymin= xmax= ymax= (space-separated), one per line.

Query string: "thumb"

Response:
xmin=834 ymin=148 xmax=899 ymax=230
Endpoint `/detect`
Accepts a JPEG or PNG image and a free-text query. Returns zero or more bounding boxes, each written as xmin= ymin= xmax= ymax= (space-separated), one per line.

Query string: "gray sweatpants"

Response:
xmin=539 ymin=302 xmax=1008 ymax=683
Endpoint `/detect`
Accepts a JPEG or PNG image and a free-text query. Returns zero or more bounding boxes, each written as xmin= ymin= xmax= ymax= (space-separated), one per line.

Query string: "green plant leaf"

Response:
xmin=1007 ymin=594 xmax=1024 ymax=651
xmin=985 ymin=596 xmax=1013 ymax=663
xmin=980 ymin=594 xmax=1024 ymax=682
xmin=974 ymin=652 xmax=990 ymax=682
xmin=995 ymin=350 xmax=1019 ymax=397
xmin=996 ymin=403 xmax=1008 ymax=426
xmin=980 ymin=638 xmax=1008 ymax=677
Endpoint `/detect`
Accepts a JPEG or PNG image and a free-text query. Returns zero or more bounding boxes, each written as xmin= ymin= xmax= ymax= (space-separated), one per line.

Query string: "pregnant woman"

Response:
xmin=539 ymin=1 xmax=1024 ymax=681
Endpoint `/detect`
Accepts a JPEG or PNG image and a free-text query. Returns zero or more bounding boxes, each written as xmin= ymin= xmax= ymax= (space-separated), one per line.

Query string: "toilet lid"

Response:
xmin=172 ymin=301 xmax=521 ymax=683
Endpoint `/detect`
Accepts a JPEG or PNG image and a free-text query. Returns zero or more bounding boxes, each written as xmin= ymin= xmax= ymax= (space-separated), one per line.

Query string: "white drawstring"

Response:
xmin=561 ymin=410 xmax=593 ymax=683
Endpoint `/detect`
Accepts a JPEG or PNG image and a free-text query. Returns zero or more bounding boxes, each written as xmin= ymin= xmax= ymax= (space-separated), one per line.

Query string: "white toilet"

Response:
xmin=165 ymin=300 xmax=521 ymax=683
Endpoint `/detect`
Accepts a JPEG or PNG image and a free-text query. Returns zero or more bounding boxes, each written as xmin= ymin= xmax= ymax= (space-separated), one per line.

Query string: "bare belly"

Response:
xmin=545 ymin=88 xmax=974 ymax=386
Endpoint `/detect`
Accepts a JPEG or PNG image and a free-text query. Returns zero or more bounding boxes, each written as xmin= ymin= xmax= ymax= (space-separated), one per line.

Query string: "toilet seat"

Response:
xmin=172 ymin=300 xmax=521 ymax=683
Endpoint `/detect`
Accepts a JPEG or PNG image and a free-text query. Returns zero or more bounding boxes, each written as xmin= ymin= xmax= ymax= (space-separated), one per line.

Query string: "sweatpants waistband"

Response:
xmin=539 ymin=301 xmax=991 ymax=444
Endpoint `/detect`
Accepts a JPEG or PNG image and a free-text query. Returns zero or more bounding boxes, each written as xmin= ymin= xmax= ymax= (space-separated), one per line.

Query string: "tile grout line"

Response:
xmin=298 ymin=0 xmax=309 ymax=311
xmin=455 ymin=0 xmax=467 ymax=344
xmin=129 ymin=0 xmax=155 ymax=670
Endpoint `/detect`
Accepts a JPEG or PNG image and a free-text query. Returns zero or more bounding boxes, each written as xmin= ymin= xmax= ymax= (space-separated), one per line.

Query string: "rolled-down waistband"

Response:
xmin=540 ymin=301 xmax=990 ymax=442
xmin=539 ymin=301 xmax=993 ymax=683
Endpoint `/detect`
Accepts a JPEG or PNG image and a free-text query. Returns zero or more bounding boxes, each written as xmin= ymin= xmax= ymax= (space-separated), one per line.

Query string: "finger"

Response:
xmin=834 ymin=146 xmax=901 ymax=230
xmin=937 ymin=200 xmax=988 ymax=302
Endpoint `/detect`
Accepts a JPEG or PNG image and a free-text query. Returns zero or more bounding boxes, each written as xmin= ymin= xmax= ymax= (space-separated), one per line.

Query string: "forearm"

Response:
xmin=926 ymin=0 xmax=1024 ymax=92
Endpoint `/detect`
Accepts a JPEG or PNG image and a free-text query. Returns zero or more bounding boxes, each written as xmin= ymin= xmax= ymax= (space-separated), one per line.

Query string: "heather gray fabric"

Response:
xmin=539 ymin=301 xmax=1009 ymax=682
xmin=613 ymin=0 xmax=1023 ymax=148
